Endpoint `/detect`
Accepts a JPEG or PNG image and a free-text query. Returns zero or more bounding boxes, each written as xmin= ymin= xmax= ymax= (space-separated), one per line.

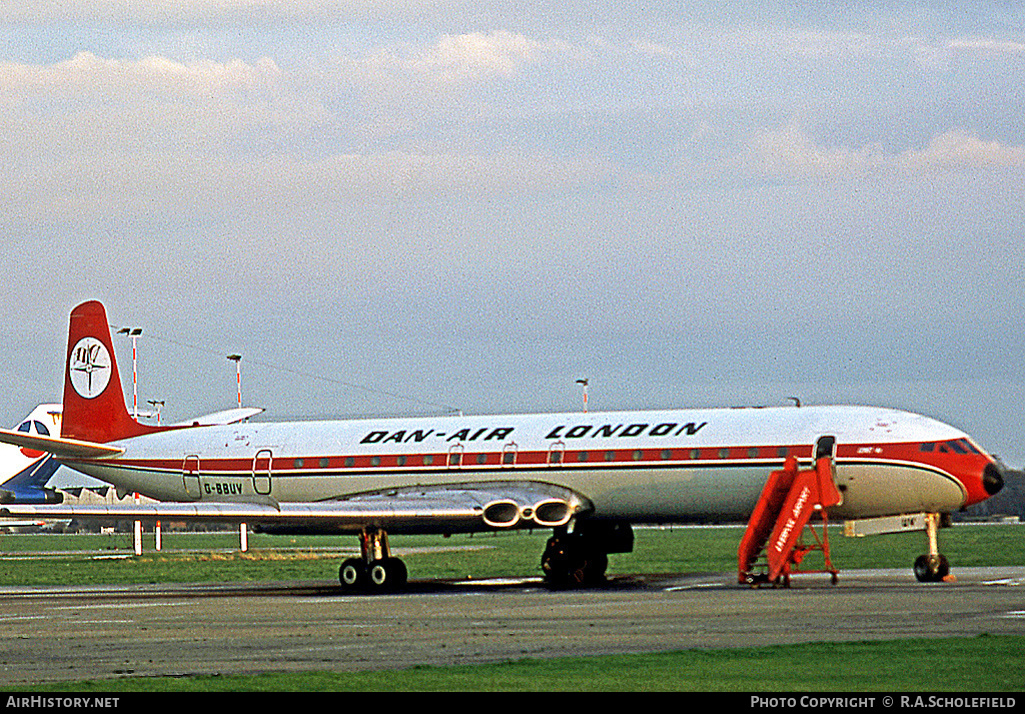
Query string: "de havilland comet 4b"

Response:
xmin=0 ymin=301 xmax=1005 ymax=590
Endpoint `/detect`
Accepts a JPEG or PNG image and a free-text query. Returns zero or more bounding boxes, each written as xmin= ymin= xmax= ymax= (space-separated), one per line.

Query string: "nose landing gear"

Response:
xmin=913 ymin=512 xmax=951 ymax=583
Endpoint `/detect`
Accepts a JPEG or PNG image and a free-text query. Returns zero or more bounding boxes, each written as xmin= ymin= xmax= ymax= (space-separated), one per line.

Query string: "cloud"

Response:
xmin=417 ymin=31 xmax=555 ymax=83
xmin=741 ymin=124 xmax=1025 ymax=180
xmin=896 ymin=130 xmax=1025 ymax=171
xmin=0 ymin=51 xmax=285 ymax=98
xmin=323 ymin=30 xmax=581 ymax=97
xmin=948 ymin=38 xmax=1025 ymax=56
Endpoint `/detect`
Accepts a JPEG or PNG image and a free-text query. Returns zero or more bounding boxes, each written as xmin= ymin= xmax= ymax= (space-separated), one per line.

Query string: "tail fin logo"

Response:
xmin=69 ymin=336 xmax=112 ymax=399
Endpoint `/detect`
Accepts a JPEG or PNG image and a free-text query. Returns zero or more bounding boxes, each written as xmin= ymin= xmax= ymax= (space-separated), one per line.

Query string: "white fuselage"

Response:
xmin=64 ymin=405 xmax=992 ymax=525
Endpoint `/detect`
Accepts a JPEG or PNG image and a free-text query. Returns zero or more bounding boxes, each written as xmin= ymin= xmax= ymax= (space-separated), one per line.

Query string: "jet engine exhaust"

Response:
xmin=483 ymin=500 xmax=520 ymax=527
xmin=482 ymin=497 xmax=574 ymax=528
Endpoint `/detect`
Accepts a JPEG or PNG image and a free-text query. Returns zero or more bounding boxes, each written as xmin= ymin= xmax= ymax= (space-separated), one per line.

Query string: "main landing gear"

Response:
xmin=913 ymin=512 xmax=951 ymax=583
xmin=339 ymin=520 xmax=634 ymax=593
xmin=339 ymin=528 xmax=408 ymax=592
xmin=541 ymin=521 xmax=633 ymax=589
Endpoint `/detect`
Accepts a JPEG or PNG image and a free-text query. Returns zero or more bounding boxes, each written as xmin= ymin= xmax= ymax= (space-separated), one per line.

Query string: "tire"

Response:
xmin=913 ymin=554 xmax=950 ymax=582
xmin=369 ymin=557 xmax=407 ymax=591
xmin=339 ymin=558 xmax=366 ymax=589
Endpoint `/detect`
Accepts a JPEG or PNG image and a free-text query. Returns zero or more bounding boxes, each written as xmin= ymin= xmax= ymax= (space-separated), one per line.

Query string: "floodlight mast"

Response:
xmin=576 ymin=378 xmax=589 ymax=413
xmin=147 ymin=400 xmax=164 ymax=426
xmin=227 ymin=354 xmax=242 ymax=408
xmin=117 ymin=327 xmax=143 ymax=419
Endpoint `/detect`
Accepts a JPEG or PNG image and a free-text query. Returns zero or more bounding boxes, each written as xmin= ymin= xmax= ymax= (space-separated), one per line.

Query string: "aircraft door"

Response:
xmin=252 ymin=449 xmax=273 ymax=495
xmin=447 ymin=443 xmax=464 ymax=470
xmin=814 ymin=435 xmax=843 ymax=506
xmin=182 ymin=455 xmax=201 ymax=500
xmin=502 ymin=441 xmax=518 ymax=467
xmin=547 ymin=441 xmax=565 ymax=466
xmin=815 ymin=435 xmax=837 ymax=462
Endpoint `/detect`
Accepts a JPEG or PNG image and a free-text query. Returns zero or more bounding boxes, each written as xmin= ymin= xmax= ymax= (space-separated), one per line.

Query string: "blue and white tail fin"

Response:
xmin=0 ymin=404 xmax=65 ymax=504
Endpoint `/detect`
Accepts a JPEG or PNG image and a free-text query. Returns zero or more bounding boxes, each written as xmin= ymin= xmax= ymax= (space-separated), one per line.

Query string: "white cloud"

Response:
xmin=896 ymin=130 xmax=1025 ymax=171
xmin=949 ymin=38 xmax=1025 ymax=56
xmin=419 ymin=31 xmax=552 ymax=83
xmin=742 ymin=125 xmax=1025 ymax=180
xmin=332 ymin=30 xmax=570 ymax=91
xmin=0 ymin=51 xmax=285 ymax=98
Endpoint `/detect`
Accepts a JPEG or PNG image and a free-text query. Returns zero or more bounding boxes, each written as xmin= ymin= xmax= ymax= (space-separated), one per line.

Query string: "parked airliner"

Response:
xmin=0 ymin=301 xmax=1005 ymax=589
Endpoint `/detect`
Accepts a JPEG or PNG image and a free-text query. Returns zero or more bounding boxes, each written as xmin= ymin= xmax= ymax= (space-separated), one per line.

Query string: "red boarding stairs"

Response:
xmin=738 ymin=454 xmax=842 ymax=587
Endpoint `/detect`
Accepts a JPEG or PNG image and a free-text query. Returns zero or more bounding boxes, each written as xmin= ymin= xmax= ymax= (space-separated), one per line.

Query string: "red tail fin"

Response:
xmin=62 ymin=301 xmax=163 ymax=443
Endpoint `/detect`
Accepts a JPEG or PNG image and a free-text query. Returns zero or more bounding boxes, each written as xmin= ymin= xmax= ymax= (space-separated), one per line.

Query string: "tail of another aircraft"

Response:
xmin=0 ymin=404 xmax=64 ymax=503
xmin=62 ymin=301 xmax=166 ymax=443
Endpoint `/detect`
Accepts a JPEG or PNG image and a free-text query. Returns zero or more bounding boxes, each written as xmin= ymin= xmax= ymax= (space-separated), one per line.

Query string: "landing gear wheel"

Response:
xmin=913 ymin=553 xmax=950 ymax=583
xmin=368 ymin=557 xmax=407 ymax=591
xmin=339 ymin=558 xmax=366 ymax=590
xmin=541 ymin=533 xmax=608 ymax=588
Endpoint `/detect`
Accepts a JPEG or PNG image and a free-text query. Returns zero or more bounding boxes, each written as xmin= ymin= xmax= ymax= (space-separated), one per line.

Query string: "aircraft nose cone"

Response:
xmin=983 ymin=463 xmax=1004 ymax=497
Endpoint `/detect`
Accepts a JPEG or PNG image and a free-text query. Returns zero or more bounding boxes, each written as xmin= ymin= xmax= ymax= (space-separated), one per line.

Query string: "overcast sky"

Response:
xmin=3 ymin=2 xmax=1024 ymax=465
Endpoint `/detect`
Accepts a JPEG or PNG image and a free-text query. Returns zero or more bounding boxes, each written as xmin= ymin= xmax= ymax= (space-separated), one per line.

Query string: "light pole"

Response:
xmin=576 ymin=378 xmax=589 ymax=413
xmin=227 ymin=354 xmax=242 ymax=408
xmin=147 ymin=399 xmax=165 ymax=425
xmin=117 ymin=327 xmax=143 ymax=419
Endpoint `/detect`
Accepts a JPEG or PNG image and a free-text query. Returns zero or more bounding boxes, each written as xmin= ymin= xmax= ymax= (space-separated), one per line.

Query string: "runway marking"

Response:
xmin=73 ymin=620 xmax=133 ymax=625
xmin=665 ymin=582 xmax=727 ymax=591
xmin=452 ymin=577 xmax=543 ymax=587
xmin=47 ymin=601 xmax=179 ymax=611
xmin=982 ymin=578 xmax=1025 ymax=586
xmin=1001 ymin=611 xmax=1025 ymax=619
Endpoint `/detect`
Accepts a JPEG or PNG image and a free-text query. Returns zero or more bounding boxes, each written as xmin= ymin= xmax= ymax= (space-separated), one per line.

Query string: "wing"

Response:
xmin=0 ymin=481 xmax=592 ymax=535
xmin=0 ymin=428 xmax=124 ymax=459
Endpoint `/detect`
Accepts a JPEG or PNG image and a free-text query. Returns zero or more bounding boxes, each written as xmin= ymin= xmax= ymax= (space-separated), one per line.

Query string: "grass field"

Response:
xmin=1 ymin=524 xmax=1022 ymax=692
xmin=6 ymin=636 xmax=1023 ymax=692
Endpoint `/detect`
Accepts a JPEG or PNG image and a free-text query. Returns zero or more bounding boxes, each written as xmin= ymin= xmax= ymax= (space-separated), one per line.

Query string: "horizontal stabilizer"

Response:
xmin=0 ymin=428 xmax=125 ymax=460
xmin=172 ymin=407 xmax=265 ymax=426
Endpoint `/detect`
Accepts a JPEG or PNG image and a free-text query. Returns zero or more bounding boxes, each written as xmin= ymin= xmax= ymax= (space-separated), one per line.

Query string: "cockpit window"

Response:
xmin=922 ymin=440 xmax=980 ymax=455
xmin=947 ymin=440 xmax=968 ymax=454
xmin=15 ymin=420 xmax=49 ymax=436
xmin=957 ymin=438 xmax=980 ymax=454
